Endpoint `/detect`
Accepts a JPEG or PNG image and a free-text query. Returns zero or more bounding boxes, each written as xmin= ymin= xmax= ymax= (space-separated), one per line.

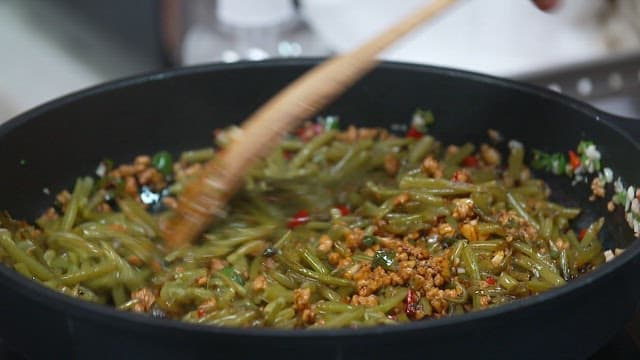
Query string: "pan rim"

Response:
xmin=0 ymin=58 xmax=638 ymax=340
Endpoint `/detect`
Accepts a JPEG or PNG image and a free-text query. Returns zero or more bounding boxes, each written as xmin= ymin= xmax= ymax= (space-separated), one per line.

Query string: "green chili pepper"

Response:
xmin=372 ymin=249 xmax=396 ymax=270
xmin=613 ymin=191 xmax=627 ymax=205
xmin=152 ymin=151 xmax=174 ymax=176
xmin=221 ymin=266 xmax=245 ymax=286
xmin=577 ymin=140 xmax=594 ymax=155
xmin=362 ymin=235 xmax=378 ymax=247
xmin=531 ymin=150 xmax=567 ymax=175
xmin=530 ymin=150 xmax=549 ymax=170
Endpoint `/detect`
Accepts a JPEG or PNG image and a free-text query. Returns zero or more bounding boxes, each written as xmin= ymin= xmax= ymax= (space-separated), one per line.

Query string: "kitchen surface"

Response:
xmin=0 ymin=0 xmax=639 ymax=358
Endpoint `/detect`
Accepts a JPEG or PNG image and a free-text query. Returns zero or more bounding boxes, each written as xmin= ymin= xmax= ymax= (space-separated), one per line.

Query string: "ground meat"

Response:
xmin=393 ymin=194 xmax=410 ymax=208
xmin=590 ymin=177 xmax=606 ymax=201
xmin=252 ymin=275 xmax=267 ymax=291
xmin=519 ymin=167 xmax=532 ymax=183
xmin=422 ymin=156 xmax=443 ymax=178
xmin=301 ymin=308 xmax=315 ymax=324
xmin=137 ymin=167 xmax=165 ymax=188
xmin=452 ymin=199 xmax=474 ymax=220
xmin=480 ymin=144 xmax=501 ymax=166
xmin=210 ymin=258 xmax=228 ymax=272
xmin=127 ymin=255 xmax=144 ymax=267
xmin=336 ymin=125 xmax=358 ymax=142
xmin=357 ymin=128 xmax=382 ymax=140
xmin=131 ymin=288 xmax=156 ymax=313
xmin=56 ymin=190 xmax=71 ymax=207
xmin=162 ymin=196 xmax=178 ymax=209
xmin=497 ymin=211 xmax=519 ymax=226
xmin=497 ymin=210 xmax=538 ymax=242
xmin=348 ymin=236 xmax=452 ymax=316
xmin=437 ymin=223 xmax=456 ymax=238
xmin=317 ymin=235 xmax=333 ymax=253
xmin=174 ymin=162 xmax=203 ymax=182
xmin=337 ymin=256 xmax=353 ymax=269
xmin=134 ymin=155 xmax=151 ymax=167
xmin=451 ymin=169 xmax=471 ymax=183
xmin=353 ymin=265 xmax=388 ymax=296
xmin=517 ymin=224 xmax=538 ymax=242
xmin=350 ymin=294 xmax=378 ymax=306
xmin=293 ymin=288 xmax=311 ymax=311
xmin=491 ymin=250 xmax=505 ymax=267
xmin=111 ymin=164 xmax=137 ymax=177
xmin=384 ymin=153 xmax=400 ymax=176
xmin=124 ymin=176 xmax=138 ymax=197
xmin=487 ymin=129 xmax=504 ymax=143
xmin=426 ymin=288 xmax=448 ymax=314
xmin=195 ymin=276 xmax=208 ymax=287
xmin=328 ymin=252 xmax=341 ymax=265
xmin=446 ymin=145 xmax=459 ymax=157
xmin=460 ymin=222 xmax=478 ymax=241
xmin=39 ymin=207 xmax=58 ymax=222
xmin=555 ymin=238 xmax=570 ymax=250
xmin=345 ymin=228 xmax=364 ymax=250
xmin=96 ymin=203 xmax=112 ymax=213
xmin=335 ymin=126 xmax=385 ymax=142
xmin=197 ymin=298 xmax=217 ymax=313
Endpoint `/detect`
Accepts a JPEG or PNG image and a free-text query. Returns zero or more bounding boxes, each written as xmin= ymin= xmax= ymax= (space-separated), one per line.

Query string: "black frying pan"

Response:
xmin=0 ymin=60 xmax=639 ymax=359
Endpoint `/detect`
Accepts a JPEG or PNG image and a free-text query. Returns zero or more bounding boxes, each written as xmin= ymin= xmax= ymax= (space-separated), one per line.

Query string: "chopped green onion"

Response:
xmin=412 ymin=108 xmax=435 ymax=132
xmin=323 ymin=116 xmax=340 ymax=131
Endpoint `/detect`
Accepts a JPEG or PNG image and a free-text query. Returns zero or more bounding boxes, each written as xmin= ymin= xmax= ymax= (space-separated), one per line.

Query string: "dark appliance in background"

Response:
xmin=52 ymin=0 xmax=181 ymax=68
xmin=43 ymin=0 xmax=640 ymax=119
xmin=50 ymin=0 xmax=307 ymax=69
xmin=518 ymin=53 xmax=640 ymax=119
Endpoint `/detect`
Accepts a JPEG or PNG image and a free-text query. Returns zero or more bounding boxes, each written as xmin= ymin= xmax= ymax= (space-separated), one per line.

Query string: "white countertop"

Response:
xmin=302 ymin=0 xmax=640 ymax=76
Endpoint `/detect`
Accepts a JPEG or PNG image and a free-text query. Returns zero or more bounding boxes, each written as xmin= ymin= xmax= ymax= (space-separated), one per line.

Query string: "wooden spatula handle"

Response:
xmin=162 ymin=0 xmax=457 ymax=248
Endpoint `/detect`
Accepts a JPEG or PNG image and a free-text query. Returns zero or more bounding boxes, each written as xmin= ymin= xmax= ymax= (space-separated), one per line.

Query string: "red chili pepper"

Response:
xmin=287 ymin=209 xmax=311 ymax=229
xmin=336 ymin=205 xmax=351 ymax=216
xmin=579 ymin=228 xmax=587 ymax=240
xmin=296 ymin=127 xmax=311 ymax=142
xmin=451 ymin=170 xmax=470 ymax=183
xmin=486 ymin=276 xmax=496 ymax=286
xmin=405 ymin=126 xmax=424 ymax=139
xmin=283 ymin=150 xmax=294 ymax=160
xmin=197 ymin=308 xmax=206 ymax=318
xmin=461 ymin=155 xmax=479 ymax=167
xmin=405 ymin=289 xmax=418 ymax=317
xmin=297 ymin=124 xmax=324 ymax=142
xmin=568 ymin=150 xmax=581 ymax=170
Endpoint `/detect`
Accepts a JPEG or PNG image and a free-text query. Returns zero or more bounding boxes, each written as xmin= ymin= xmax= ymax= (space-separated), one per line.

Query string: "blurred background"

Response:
xmin=0 ymin=0 xmax=639 ymax=122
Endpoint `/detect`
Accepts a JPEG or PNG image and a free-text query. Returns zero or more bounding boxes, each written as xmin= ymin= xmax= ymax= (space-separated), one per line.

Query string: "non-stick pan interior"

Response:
xmin=0 ymin=61 xmax=636 ymax=250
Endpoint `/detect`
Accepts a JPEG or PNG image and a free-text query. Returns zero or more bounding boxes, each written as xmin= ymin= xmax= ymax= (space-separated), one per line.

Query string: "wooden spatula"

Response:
xmin=161 ymin=0 xmax=457 ymax=248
